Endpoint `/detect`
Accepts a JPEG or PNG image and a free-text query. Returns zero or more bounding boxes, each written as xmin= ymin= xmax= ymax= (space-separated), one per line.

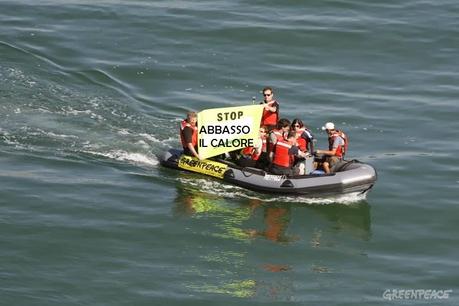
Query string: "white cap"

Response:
xmin=321 ymin=122 xmax=335 ymax=130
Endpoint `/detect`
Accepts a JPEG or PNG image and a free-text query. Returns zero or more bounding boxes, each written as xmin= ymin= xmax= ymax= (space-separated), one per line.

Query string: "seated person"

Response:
xmin=238 ymin=126 xmax=268 ymax=168
xmin=179 ymin=111 xmax=199 ymax=158
xmin=270 ymin=131 xmax=308 ymax=176
xmin=315 ymin=122 xmax=347 ymax=173
xmin=291 ymin=118 xmax=315 ymax=153
xmin=268 ymin=118 xmax=291 ymax=162
xmin=291 ymin=118 xmax=316 ymax=173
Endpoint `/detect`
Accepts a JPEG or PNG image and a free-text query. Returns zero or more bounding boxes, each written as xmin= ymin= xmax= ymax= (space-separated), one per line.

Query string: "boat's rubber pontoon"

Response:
xmin=161 ymin=149 xmax=377 ymax=197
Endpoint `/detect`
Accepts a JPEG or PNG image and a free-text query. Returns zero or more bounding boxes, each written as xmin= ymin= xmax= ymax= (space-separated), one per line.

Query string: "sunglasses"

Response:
xmin=263 ymin=93 xmax=272 ymax=97
xmin=294 ymin=124 xmax=301 ymax=127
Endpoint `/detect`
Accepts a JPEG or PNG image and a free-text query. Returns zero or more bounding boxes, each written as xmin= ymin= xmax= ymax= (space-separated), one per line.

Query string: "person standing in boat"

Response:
xmin=179 ymin=111 xmax=199 ymax=159
xmin=260 ymin=87 xmax=279 ymax=131
xmin=315 ymin=122 xmax=347 ymax=173
xmin=271 ymin=130 xmax=308 ymax=176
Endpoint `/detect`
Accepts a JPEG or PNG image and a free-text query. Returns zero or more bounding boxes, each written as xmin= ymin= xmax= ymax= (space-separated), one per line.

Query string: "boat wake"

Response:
xmin=178 ymin=177 xmax=367 ymax=205
xmin=273 ymin=192 xmax=368 ymax=205
xmin=82 ymin=150 xmax=159 ymax=167
xmin=1 ymin=63 xmax=179 ymax=172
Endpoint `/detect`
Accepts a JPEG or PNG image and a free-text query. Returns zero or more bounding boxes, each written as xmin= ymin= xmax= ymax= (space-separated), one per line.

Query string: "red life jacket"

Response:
xmin=261 ymin=101 xmax=279 ymax=126
xmin=253 ymin=138 xmax=267 ymax=161
xmin=273 ymin=139 xmax=294 ymax=168
xmin=179 ymin=119 xmax=198 ymax=148
xmin=296 ymin=128 xmax=309 ymax=152
xmin=328 ymin=130 xmax=348 ymax=158
xmin=241 ymin=146 xmax=253 ymax=156
xmin=268 ymin=128 xmax=284 ymax=153
xmin=241 ymin=138 xmax=267 ymax=161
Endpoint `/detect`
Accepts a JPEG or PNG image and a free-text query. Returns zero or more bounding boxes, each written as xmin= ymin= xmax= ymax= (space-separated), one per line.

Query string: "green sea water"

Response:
xmin=1 ymin=0 xmax=458 ymax=305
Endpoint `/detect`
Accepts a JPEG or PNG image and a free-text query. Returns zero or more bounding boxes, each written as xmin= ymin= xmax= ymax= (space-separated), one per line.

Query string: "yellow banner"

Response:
xmin=197 ymin=104 xmax=264 ymax=160
xmin=178 ymin=155 xmax=228 ymax=179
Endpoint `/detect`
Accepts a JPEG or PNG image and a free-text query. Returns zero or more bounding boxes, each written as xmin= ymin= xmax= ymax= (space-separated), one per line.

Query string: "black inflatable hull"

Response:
xmin=161 ymin=149 xmax=377 ymax=197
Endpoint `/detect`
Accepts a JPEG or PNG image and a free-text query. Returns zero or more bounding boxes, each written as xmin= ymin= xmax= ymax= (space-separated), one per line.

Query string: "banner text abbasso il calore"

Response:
xmin=199 ymin=111 xmax=254 ymax=148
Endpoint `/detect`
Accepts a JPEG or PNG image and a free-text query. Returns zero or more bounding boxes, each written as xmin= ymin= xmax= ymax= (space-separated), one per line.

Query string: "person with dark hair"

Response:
xmin=270 ymin=130 xmax=308 ymax=176
xmin=179 ymin=111 xmax=199 ymax=158
xmin=268 ymin=118 xmax=291 ymax=162
xmin=291 ymin=118 xmax=315 ymax=153
xmin=260 ymin=87 xmax=279 ymax=131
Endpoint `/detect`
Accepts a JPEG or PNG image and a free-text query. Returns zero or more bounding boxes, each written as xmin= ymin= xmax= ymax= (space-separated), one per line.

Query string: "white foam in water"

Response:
xmin=117 ymin=132 xmax=177 ymax=150
xmin=178 ymin=177 xmax=367 ymax=205
xmin=58 ymin=106 xmax=105 ymax=122
xmin=61 ymin=107 xmax=92 ymax=116
xmin=37 ymin=128 xmax=79 ymax=140
xmin=84 ymin=150 xmax=159 ymax=166
xmin=20 ymin=127 xmax=78 ymax=140
xmin=0 ymin=130 xmax=19 ymax=146
xmin=138 ymin=133 xmax=161 ymax=142
xmin=45 ymin=131 xmax=78 ymax=139
xmin=162 ymin=136 xmax=178 ymax=145
xmin=3 ymin=137 xmax=20 ymax=146
xmin=138 ymin=134 xmax=177 ymax=148
xmin=117 ymin=129 xmax=131 ymax=136
xmin=36 ymin=107 xmax=52 ymax=114
xmin=271 ymin=192 xmax=367 ymax=205
xmin=178 ymin=178 xmax=258 ymax=200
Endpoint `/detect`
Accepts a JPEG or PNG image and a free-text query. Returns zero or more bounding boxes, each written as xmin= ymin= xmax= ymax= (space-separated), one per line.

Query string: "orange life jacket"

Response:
xmin=261 ymin=101 xmax=279 ymax=126
xmin=179 ymin=119 xmax=198 ymax=148
xmin=268 ymin=128 xmax=284 ymax=153
xmin=328 ymin=130 xmax=348 ymax=158
xmin=296 ymin=128 xmax=309 ymax=152
xmin=241 ymin=138 xmax=267 ymax=161
xmin=273 ymin=139 xmax=294 ymax=168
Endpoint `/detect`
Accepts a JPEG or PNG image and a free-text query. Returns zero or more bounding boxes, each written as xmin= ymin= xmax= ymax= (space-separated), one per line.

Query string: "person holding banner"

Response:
xmin=260 ymin=87 xmax=279 ymax=131
xmin=179 ymin=111 xmax=199 ymax=159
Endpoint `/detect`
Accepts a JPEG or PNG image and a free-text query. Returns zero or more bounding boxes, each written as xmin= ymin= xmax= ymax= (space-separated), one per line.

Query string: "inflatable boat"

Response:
xmin=161 ymin=149 xmax=377 ymax=197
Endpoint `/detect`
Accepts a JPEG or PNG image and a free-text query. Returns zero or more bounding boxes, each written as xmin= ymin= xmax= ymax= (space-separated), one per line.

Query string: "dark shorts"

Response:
xmin=237 ymin=157 xmax=257 ymax=168
xmin=270 ymin=164 xmax=299 ymax=176
xmin=183 ymin=146 xmax=198 ymax=157
xmin=325 ymin=156 xmax=341 ymax=171
xmin=255 ymin=152 xmax=270 ymax=170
